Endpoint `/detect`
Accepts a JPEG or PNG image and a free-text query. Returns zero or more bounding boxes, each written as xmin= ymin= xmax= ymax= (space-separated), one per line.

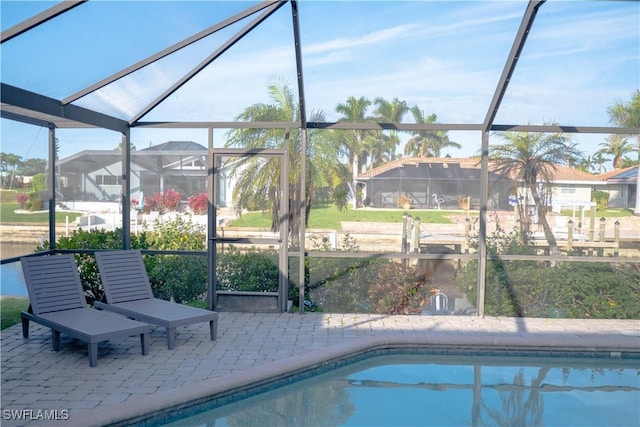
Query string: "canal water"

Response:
xmin=1 ymin=242 xmax=38 ymax=297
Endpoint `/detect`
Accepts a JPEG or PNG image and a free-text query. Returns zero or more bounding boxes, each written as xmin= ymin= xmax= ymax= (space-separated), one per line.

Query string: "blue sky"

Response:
xmin=1 ymin=0 xmax=638 ymax=165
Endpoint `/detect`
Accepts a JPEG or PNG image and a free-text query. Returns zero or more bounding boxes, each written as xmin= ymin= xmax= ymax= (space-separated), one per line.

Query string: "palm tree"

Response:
xmin=592 ymin=152 xmax=608 ymax=174
xmin=404 ymin=106 xmax=438 ymax=157
xmin=225 ymin=79 xmax=343 ymax=243
xmin=1 ymin=152 xmax=23 ymax=190
xmin=489 ymin=129 xmax=581 ymax=252
xmin=607 ymin=90 xmax=640 ymax=215
xmin=373 ymin=97 xmax=408 ymax=165
xmin=577 ymin=154 xmax=594 ymax=173
xmin=363 ymin=133 xmax=395 ymax=169
xmin=595 ymin=134 xmax=634 ymax=169
xmin=404 ymin=106 xmax=460 ymax=157
xmin=577 ymin=153 xmax=608 ymax=174
xmin=335 ymin=96 xmax=373 ymax=208
xmin=430 ymin=129 xmax=461 ymax=158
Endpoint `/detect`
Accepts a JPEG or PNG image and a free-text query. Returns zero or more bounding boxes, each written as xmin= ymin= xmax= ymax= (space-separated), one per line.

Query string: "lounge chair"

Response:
xmin=94 ymin=250 xmax=218 ymax=349
xmin=20 ymin=254 xmax=150 ymax=367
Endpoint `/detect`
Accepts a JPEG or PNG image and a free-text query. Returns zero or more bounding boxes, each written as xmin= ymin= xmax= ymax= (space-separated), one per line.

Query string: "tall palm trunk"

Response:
xmin=351 ymin=156 xmax=359 ymax=209
xmin=529 ymin=182 xmax=557 ymax=254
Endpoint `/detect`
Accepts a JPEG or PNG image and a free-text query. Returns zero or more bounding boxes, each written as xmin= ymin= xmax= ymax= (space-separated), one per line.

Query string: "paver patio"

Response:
xmin=1 ymin=312 xmax=639 ymax=426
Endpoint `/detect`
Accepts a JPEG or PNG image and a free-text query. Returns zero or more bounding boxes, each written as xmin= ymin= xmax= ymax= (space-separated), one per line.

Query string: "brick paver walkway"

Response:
xmin=1 ymin=312 xmax=639 ymax=426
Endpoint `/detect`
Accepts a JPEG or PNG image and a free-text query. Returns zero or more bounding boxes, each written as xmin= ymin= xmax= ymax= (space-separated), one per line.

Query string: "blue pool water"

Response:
xmin=156 ymin=352 xmax=640 ymax=427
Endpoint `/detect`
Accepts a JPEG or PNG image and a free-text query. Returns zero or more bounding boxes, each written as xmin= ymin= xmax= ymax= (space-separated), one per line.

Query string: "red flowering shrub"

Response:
xmin=161 ymin=189 xmax=181 ymax=212
xmin=188 ymin=193 xmax=208 ymax=214
xmin=143 ymin=189 xmax=182 ymax=214
xmin=143 ymin=194 xmax=161 ymax=213
xmin=16 ymin=193 xmax=29 ymax=209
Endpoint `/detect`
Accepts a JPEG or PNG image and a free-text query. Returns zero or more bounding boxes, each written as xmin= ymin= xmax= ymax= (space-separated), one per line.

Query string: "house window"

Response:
xmin=560 ymin=187 xmax=575 ymax=195
xmin=96 ymin=175 xmax=121 ymax=186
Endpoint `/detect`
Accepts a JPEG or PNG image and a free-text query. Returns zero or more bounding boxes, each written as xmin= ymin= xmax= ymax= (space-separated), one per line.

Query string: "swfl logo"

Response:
xmin=2 ymin=409 xmax=70 ymax=421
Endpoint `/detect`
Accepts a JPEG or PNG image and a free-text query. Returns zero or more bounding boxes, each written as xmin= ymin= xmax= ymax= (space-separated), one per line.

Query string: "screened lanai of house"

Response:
xmin=1 ymin=0 xmax=638 ymax=316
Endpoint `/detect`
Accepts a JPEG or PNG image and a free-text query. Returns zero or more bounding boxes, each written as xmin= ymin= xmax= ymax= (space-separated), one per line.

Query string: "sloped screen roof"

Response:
xmin=1 ymin=1 xmax=638 ymax=146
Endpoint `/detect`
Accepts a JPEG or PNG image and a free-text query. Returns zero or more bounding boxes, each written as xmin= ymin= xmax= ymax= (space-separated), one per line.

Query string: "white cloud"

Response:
xmin=4 ymin=0 xmax=637 ymax=161
xmin=304 ymin=23 xmax=421 ymax=54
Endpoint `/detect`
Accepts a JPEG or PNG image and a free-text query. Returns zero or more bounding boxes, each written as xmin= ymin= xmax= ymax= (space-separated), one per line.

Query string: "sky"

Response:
xmin=1 ymin=0 xmax=638 ymax=166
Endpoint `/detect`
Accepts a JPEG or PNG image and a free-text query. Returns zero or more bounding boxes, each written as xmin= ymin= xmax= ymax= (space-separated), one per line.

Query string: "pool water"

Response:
xmin=157 ymin=352 xmax=640 ymax=427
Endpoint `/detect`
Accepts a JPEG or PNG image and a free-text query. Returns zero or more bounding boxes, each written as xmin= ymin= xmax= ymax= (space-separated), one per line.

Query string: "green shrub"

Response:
xmin=41 ymin=216 xmax=209 ymax=305
xmin=143 ymin=216 xmax=207 ymax=302
xmin=592 ymin=190 xmax=609 ymax=211
xmin=148 ymin=254 xmax=207 ymax=303
xmin=454 ymin=228 xmax=640 ymax=319
xmin=40 ymin=228 xmax=150 ymax=304
xmin=217 ymin=247 xmax=280 ymax=292
xmin=31 ymin=173 xmax=45 ymax=192
xmin=289 ymin=233 xmax=437 ymax=313
xmin=144 ymin=215 xmax=206 ymax=250
xmin=25 ymin=192 xmax=43 ymax=211
xmin=305 ymin=256 xmax=380 ymax=312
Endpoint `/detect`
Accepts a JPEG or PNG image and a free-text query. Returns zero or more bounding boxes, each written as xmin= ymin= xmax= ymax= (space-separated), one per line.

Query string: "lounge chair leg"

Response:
xmin=140 ymin=333 xmax=149 ymax=355
xmin=167 ymin=328 xmax=176 ymax=350
xmin=51 ymin=330 xmax=61 ymax=351
xmin=88 ymin=343 xmax=98 ymax=367
xmin=21 ymin=316 xmax=29 ymax=338
xmin=209 ymin=320 xmax=217 ymax=341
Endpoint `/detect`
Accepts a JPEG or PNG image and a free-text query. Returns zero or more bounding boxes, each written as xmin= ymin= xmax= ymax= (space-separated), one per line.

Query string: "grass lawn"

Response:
xmin=229 ymin=205 xmax=469 ymax=229
xmin=1 ymin=190 xmax=82 ymax=224
xmin=1 ymin=297 xmax=29 ymax=330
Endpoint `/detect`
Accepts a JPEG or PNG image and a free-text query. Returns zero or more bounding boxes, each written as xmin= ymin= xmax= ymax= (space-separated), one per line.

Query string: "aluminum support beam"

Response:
xmin=0 ymin=110 xmax=55 ymax=128
xmin=477 ymin=0 xmax=546 ymax=317
xmin=1 ymin=83 xmax=129 ymax=133
xmin=1 ymin=1 xmax=87 ymax=44
xmin=64 ymin=1 xmax=283 ymax=104
xmin=48 ymin=127 xmax=56 ymax=250
xmin=121 ymin=129 xmax=131 ymax=249
xmin=483 ymin=0 xmax=545 ymax=129
xmin=207 ymin=127 xmax=216 ymax=311
xmin=130 ymin=1 xmax=287 ymax=125
xmin=291 ymin=0 xmax=309 ymax=314
xmin=135 ymin=120 xmax=635 ymax=135
xmin=279 ymin=153 xmax=290 ymax=312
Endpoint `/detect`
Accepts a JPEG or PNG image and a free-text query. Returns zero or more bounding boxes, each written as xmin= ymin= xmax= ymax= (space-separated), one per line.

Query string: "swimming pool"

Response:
xmin=147 ymin=350 xmax=639 ymax=427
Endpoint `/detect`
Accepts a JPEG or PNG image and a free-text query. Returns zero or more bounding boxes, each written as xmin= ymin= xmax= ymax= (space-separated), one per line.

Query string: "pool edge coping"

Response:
xmin=75 ymin=333 xmax=640 ymax=427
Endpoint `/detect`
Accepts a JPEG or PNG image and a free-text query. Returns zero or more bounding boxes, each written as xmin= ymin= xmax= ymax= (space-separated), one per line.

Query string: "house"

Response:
xmin=57 ymin=141 xmax=209 ymax=211
xmin=357 ymin=157 xmax=610 ymax=212
xmin=597 ymin=166 xmax=638 ymax=209
xmin=357 ymin=157 xmax=512 ymax=210
xmin=542 ymin=164 xmax=603 ymax=213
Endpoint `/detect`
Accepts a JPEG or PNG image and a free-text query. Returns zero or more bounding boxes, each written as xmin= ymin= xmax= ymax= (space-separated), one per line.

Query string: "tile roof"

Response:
xmin=357 ymin=157 xmax=604 ymax=182
xmin=596 ymin=166 xmax=637 ymax=181
xmin=358 ymin=157 xmax=482 ymax=178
